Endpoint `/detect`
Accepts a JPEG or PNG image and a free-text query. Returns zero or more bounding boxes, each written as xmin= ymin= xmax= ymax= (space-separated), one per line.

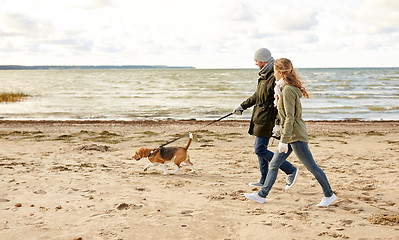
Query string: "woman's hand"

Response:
xmin=278 ymin=142 xmax=288 ymax=153
xmin=272 ymin=125 xmax=281 ymax=138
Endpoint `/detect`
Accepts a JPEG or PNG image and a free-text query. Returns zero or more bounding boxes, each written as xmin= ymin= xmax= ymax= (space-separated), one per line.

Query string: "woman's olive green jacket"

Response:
xmin=240 ymin=71 xmax=277 ymax=138
xmin=277 ymin=85 xmax=309 ymax=143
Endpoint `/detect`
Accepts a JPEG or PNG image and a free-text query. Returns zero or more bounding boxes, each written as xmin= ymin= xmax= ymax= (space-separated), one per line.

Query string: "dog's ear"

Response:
xmin=137 ymin=148 xmax=143 ymax=154
xmin=140 ymin=148 xmax=153 ymax=158
xmin=133 ymin=148 xmax=145 ymax=160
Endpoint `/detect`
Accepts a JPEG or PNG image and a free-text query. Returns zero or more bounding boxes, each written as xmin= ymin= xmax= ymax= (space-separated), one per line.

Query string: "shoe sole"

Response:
xmin=285 ymin=169 xmax=299 ymax=190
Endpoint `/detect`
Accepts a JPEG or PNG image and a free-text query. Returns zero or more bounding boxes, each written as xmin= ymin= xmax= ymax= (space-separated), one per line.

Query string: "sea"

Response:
xmin=1 ymin=68 xmax=398 ymax=121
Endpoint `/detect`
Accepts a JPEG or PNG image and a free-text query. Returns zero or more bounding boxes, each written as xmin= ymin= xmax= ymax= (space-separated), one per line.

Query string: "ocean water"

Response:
xmin=0 ymin=68 xmax=398 ymax=121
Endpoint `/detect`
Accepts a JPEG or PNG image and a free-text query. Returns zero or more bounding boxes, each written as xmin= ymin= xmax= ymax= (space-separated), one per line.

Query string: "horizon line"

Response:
xmin=0 ymin=65 xmax=398 ymax=70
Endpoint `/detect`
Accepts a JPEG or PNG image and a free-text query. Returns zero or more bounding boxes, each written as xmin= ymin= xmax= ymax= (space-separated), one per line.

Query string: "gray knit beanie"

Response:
xmin=254 ymin=48 xmax=272 ymax=62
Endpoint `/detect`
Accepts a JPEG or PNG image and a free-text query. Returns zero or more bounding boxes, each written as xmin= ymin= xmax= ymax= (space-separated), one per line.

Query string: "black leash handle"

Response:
xmin=148 ymin=112 xmax=233 ymax=156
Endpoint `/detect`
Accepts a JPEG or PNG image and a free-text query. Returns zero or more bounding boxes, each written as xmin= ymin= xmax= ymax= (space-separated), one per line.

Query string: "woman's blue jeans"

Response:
xmin=254 ymin=137 xmax=296 ymax=184
xmin=258 ymin=141 xmax=333 ymax=198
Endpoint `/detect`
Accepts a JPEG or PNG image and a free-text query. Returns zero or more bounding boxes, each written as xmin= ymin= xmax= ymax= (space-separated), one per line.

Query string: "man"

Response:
xmin=233 ymin=48 xmax=298 ymax=189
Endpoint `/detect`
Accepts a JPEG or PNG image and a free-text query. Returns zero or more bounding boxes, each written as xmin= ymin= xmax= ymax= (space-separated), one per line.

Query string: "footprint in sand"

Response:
xmin=318 ymin=231 xmax=349 ymax=239
xmin=116 ymin=203 xmax=143 ymax=210
xmin=181 ymin=210 xmax=194 ymax=216
xmin=33 ymin=190 xmax=46 ymax=194
xmin=116 ymin=203 xmax=130 ymax=210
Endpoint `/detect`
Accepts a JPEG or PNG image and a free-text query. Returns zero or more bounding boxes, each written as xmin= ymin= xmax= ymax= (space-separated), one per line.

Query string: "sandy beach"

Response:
xmin=0 ymin=120 xmax=398 ymax=240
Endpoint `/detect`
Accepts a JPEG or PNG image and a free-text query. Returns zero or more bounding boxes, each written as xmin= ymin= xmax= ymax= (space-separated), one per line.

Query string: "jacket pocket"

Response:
xmin=253 ymin=106 xmax=276 ymax=124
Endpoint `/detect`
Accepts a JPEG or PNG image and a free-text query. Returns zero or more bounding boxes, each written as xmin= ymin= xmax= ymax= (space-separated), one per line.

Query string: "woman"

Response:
xmin=244 ymin=58 xmax=337 ymax=207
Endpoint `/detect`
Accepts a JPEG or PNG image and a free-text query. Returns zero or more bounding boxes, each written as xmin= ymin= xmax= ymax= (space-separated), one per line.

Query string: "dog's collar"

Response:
xmin=147 ymin=147 xmax=159 ymax=157
xmin=147 ymin=150 xmax=154 ymax=158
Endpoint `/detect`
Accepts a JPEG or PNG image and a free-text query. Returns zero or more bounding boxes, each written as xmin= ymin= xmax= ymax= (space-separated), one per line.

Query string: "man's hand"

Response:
xmin=233 ymin=105 xmax=244 ymax=115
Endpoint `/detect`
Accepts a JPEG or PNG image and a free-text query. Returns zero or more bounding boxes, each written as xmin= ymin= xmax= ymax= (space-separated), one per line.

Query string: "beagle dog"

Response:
xmin=133 ymin=133 xmax=194 ymax=175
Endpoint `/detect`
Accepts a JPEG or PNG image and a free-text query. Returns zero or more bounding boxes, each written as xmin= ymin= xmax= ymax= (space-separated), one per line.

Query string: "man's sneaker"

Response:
xmin=248 ymin=181 xmax=263 ymax=187
xmin=316 ymin=193 xmax=337 ymax=207
xmin=285 ymin=168 xmax=299 ymax=190
xmin=244 ymin=191 xmax=266 ymax=204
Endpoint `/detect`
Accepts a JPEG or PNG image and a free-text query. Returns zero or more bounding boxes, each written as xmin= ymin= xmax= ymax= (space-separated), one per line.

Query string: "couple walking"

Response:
xmin=233 ymin=48 xmax=337 ymax=207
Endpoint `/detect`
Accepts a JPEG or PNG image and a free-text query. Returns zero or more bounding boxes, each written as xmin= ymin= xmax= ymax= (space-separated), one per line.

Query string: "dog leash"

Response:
xmin=148 ymin=112 xmax=233 ymax=157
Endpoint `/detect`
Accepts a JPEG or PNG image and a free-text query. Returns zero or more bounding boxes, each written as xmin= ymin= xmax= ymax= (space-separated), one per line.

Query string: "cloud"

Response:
xmin=46 ymin=38 xmax=94 ymax=52
xmin=314 ymin=0 xmax=399 ymax=54
xmin=0 ymin=28 xmax=18 ymax=37
xmin=339 ymin=0 xmax=399 ymax=34
xmin=0 ymin=13 xmax=55 ymax=53
xmin=0 ymin=0 xmax=397 ymax=68
xmin=0 ymin=39 xmax=15 ymax=52
xmin=273 ymin=9 xmax=318 ymax=31
xmin=96 ymin=42 xmax=125 ymax=53
xmin=1 ymin=13 xmax=52 ymax=35
xmin=62 ymin=0 xmax=113 ymax=9
xmin=222 ymin=1 xmax=257 ymax=21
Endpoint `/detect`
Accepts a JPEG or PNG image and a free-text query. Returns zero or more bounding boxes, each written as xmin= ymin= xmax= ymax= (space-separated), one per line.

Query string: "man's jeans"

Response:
xmin=258 ymin=141 xmax=333 ymax=198
xmin=254 ymin=136 xmax=296 ymax=184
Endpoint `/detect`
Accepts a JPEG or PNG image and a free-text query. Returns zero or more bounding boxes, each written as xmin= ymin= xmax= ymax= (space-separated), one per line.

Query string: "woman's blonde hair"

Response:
xmin=274 ymin=58 xmax=309 ymax=98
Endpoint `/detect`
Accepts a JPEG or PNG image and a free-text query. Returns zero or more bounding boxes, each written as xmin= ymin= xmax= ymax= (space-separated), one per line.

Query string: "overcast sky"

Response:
xmin=0 ymin=0 xmax=398 ymax=68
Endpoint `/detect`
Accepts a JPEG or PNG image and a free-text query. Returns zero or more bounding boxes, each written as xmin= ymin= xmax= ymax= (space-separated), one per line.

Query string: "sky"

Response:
xmin=0 ymin=0 xmax=398 ymax=68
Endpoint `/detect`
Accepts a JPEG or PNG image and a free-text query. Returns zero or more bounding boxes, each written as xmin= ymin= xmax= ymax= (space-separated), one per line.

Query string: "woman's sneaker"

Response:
xmin=244 ymin=191 xmax=266 ymax=204
xmin=316 ymin=193 xmax=337 ymax=207
xmin=285 ymin=168 xmax=298 ymax=190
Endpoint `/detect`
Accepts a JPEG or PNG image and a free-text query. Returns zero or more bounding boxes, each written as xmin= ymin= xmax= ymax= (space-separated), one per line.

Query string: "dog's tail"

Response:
xmin=184 ymin=132 xmax=193 ymax=150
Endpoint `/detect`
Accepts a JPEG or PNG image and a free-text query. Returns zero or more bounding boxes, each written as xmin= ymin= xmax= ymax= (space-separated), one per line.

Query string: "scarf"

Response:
xmin=258 ymin=57 xmax=275 ymax=76
xmin=274 ymin=78 xmax=286 ymax=106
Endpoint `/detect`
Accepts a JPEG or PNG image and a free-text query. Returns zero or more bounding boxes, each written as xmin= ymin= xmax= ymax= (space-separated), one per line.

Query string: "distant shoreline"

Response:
xmin=0 ymin=65 xmax=195 ymax=70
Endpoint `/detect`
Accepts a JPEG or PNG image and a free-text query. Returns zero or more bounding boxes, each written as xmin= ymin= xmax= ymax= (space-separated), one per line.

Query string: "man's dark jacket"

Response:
xmin=240 ymin=70 xmax=277 ymax=138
